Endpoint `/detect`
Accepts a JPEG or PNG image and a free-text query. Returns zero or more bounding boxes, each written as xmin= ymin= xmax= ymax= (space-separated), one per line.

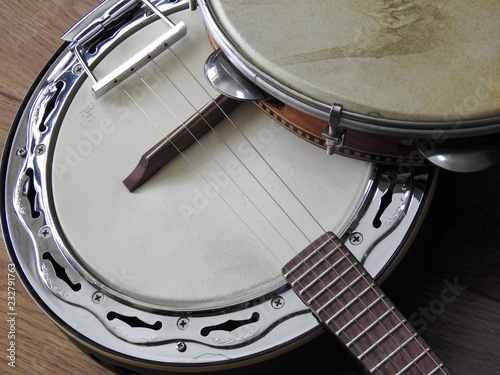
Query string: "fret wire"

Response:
xmin=330 ymin=244 xmax=440 ymax=374
xmin=304 ymin=261 xmax=358 ymax=300
xmin=293 ymin=243 xmax=342 ymax=288
xmin=428 ymin=363 xmax=446 ymax=375
xmin=286 ymin=243 xmax=384 ymax=371
xmin=368 ymin=331 xmax=417 ymax=372
xmin=317 ymin=272 xmax=366 ymax=313
xmin=395 ymin=347 xmax=431 ymax=375
xmin=299 ymin=251 xmax=349 ymax=296
xmin=284 ymin=236 xmax=336 ymax=278
xmin=359 ymin=318 xmax=409 ymax=360
xmin=290 ymin=237 xmax=407 ymax=373
xmin=324 ymin=275 xmax=370 ymax=324
xmin=291 ymin=236 xmax=435 ymax=375
xmin=342 ymin=305 xmax=394 ymax=345
xmin=326 ymin=287 xmax=379 ymax=325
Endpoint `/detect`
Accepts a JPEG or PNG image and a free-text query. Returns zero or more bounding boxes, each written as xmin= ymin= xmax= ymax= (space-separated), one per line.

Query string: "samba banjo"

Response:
xmin=3 ymin=0 xmax=496 ymax=373
xmin=200 ymin=0 xmax=500 ymax=172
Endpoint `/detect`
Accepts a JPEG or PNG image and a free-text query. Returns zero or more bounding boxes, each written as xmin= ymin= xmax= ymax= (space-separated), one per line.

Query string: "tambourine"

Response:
xmin=2 ymin=0 xmax=445 ymax=373
xmin=199 ymin=0 xmax=500 ymax=172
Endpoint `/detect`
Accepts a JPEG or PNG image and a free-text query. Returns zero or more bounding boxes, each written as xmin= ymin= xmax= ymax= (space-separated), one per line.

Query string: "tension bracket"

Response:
xmin=322 ymin=103 xmax=346 ymax=155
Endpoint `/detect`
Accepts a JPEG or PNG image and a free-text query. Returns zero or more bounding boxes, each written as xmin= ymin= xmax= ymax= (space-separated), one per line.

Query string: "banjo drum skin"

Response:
xmin=1 ymin=0 xmax=436 ymax=373
xmin=199 ymin=0 xmax=500 ymax=167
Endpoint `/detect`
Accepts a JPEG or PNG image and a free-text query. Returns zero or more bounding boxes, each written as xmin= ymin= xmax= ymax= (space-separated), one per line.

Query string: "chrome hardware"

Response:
xmin=72 ymin=64 xmax=84 ymax=76
xmin=323 ymin=104 xmax=346 ymax=155
xmin=16 ymin=148 xmax=27 ymax=158
xmin=271 ymin=296 xmax=285 ymax=309
xmin=66 ymin=0 xmax=188 ymax=98
xmin=177 ymin=318 xmax=190 ymax=330
xmin=416 ymin=134 xmax=500 ymax=172
xmin=62 ymin=0 xmax=141 ymax=43
xmin=38 ymin=226 xmax=52 ymax=239
xmin=189 ymin=0 xmax=197 ymax=11
xmin=35 ymin=144 xmax=46 ymax=155
xmin=349 ymin=232 xmax=363 ymax=245
xmin=92 ymin=292 xmax=105 ymax=304
xmin=205 ymin=49 xmax=272 ymax=101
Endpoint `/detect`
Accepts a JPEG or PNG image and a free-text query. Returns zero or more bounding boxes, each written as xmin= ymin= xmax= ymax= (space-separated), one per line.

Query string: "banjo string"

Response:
xmin=125 ymin=71 xmax=302 ymax=260
xmin=148 ymin=58 xmax=319 ymax=246
xmin=169 ymin=50 xmax=328 ymax=242
xmin=119 ymin=83 xmax=289 ymax=267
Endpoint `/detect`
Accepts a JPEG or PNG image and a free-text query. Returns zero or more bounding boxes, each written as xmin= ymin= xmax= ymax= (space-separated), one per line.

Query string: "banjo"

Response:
xmin=200 ymin=0 xmax=500 ymax=172
xmin=1 ymin=0 xmax=455 ymax=373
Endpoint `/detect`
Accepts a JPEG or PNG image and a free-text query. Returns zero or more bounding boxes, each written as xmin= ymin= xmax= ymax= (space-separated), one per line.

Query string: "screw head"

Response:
xmin=35 ymin=144 xmax=46 ymax=155
xmin=92 ymin=292 xmax=104 ymax=304
xmin=176 ymin=317 xmax=190 ymax=330
xmin=38 ymin=226 xmax=52 ymax=239
xmin=271 ymin=296 xmax=285 ymax=309
xmin=349 ymin=232 xmax=363 ymax=245
xmin=73 ymin=64 xmax=83 ymax=75
xmin=176 ymin=341 xmax=187 ymax=352
xmin=16 ymin=148 xmax=27 ymax=158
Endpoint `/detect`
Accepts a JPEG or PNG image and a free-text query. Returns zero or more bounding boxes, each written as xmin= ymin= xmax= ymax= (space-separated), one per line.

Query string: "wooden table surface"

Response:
xmin=0 ymin=1 xmax=498 ymax=374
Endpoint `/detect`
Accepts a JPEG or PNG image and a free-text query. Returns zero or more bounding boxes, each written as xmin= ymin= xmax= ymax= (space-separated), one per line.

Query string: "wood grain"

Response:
xmin=0 ymin=1 xmax=498 ymax=375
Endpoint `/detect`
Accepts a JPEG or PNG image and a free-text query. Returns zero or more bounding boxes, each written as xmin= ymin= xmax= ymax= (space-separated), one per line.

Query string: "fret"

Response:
xmin=283 ymin=235 xmax=337 ymax=279
xmin=369 ymin=331 xmax=418 ymax=372
xmin=282 ymin=232 xmax=454 ymax=375
xmin=428 ymin=363 xmax=446 ymax=375
xmin=395 ymin=347 xmax=431 ymax=375
xmin=292 ymin=244 xmax=342 ymax=289
xmin=359 ymin=319 xmax=409 ymax=361
xmin=324 ymin=279 xmax=373 ymax=322
xmin=343 ymin=306 xmax=395 ymax=346
xmin=308 ymin=264 xmax=362 ymax=305
xmin=299 ymin=254 xmax=348 ymax=296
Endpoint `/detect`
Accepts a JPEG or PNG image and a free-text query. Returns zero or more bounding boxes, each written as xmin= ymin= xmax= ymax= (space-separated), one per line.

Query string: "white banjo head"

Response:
xmin=200 ymin=0 xmax=500 ymax=137
xmin=1 ymin=1 xmax=435 ymax=372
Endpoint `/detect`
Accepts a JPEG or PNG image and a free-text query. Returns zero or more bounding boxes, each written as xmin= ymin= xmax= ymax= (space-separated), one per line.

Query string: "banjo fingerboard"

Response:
xmin=282 ymin=233 xmax=453 ymax=375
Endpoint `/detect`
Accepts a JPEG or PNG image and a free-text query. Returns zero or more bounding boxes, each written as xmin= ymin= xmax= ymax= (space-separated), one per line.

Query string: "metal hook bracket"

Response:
xmin=322 ymin=103 xmax=346 ymax=155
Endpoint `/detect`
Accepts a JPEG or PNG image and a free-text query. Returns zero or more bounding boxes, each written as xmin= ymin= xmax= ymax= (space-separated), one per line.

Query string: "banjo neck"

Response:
xmin=283 ymin=233 xmax=453 ymax=375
